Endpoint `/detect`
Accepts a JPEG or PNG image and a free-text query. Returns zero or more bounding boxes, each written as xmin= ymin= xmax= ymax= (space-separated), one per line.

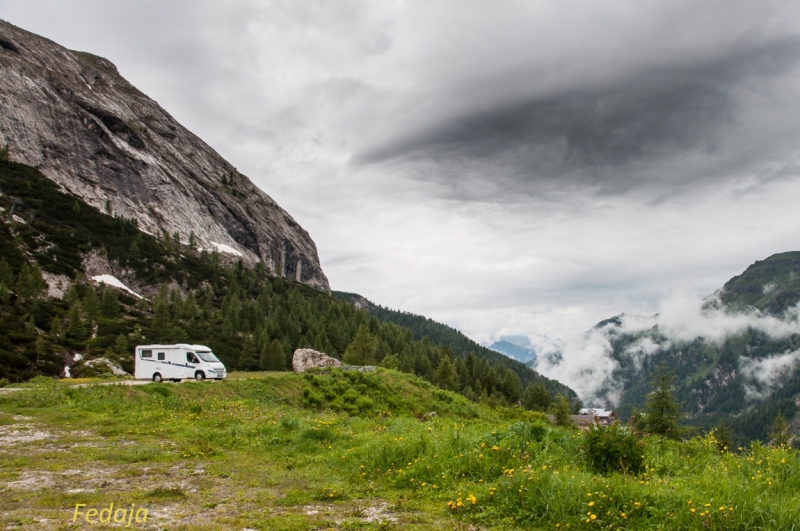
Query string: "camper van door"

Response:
xmin=167 ymin=348 xmax=186 ymax=379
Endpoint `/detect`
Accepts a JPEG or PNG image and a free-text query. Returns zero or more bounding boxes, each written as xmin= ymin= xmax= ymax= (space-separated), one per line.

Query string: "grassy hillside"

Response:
xmin=1 ymin=370 xmax=799 ymax=530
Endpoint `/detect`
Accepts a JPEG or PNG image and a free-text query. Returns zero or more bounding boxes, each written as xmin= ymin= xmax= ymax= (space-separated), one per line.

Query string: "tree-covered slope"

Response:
xmin=0 ymin=157 xmax=577 ymax=410
xmin=333 ymin=291 xmax=575 ymax=400
xmin=592 ymin=253 xmax=800 ymax=446
xmin=717 ymin=251 xmax=800 ymax=315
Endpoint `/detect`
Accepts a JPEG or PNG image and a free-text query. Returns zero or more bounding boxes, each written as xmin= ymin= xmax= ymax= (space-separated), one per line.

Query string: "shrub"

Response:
xmin=582 ymin=423 xmax=644 ymax=475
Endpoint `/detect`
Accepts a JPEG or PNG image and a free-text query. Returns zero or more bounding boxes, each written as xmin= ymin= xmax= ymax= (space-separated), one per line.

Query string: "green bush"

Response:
xmin=582 ymin=423 xmax=645 ymax=475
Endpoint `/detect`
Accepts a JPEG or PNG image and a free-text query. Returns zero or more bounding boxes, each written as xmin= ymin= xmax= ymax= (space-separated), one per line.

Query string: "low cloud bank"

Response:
xmin=536 ymin=290 xmax=800 ymax=403
xmin=739 ymin=350 xmax=800 ymax=401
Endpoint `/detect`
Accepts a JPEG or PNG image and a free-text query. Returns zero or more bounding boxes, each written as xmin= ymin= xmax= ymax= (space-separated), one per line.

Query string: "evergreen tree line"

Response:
xmin=610 ymin=329 xmax=800 ymax=447
xmin=625 ymin=361 xmax=798 ymax=450
xmin=334 ymin=292 xmax=576 ymax=400
xmin=0 ymin=251 xmax=569 ymax=409
xmin=139 ymin=263 xmax=565 ymax=408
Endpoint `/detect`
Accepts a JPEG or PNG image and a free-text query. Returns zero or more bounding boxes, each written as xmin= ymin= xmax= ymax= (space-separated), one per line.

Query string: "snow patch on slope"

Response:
xmin=209 ymin=242 xmax=244 ymax=257
xmin=91 ymin=275 xmax=143 ymax=299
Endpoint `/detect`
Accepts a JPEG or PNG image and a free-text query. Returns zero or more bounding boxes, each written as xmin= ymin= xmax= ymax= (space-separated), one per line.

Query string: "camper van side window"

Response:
xmin=140 ymin=350 xmax=153 ymax=358
xmin=157 ymin=352 xmax=165 ymax=361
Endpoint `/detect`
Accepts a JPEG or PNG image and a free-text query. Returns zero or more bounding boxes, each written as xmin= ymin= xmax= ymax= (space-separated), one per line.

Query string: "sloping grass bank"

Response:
xmin=1 ymin=370 xmax=799 ymax=530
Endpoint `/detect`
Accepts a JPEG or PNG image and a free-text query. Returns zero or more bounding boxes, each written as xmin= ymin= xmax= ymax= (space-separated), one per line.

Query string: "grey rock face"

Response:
xmin=292 ymin=349 xmax=342 ymax=373
xmin=0 ymin=20 xmax=329 ymax=291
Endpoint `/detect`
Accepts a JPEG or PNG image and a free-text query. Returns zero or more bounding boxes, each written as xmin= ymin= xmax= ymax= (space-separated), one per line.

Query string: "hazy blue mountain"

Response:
xmin=489 ymin=340 xmax=537 ymax=363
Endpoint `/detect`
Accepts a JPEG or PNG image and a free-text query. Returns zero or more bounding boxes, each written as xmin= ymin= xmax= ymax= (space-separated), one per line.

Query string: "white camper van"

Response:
xmin=134 ymin=344 xmax=227 ymax=382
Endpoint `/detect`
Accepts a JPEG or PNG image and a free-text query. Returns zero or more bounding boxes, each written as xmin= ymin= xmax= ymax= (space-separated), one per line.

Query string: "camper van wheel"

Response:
xmin=194 ymin=371 xmax=205 ymax=381
xmin=152 ymin=373 xmax=163 ymax=383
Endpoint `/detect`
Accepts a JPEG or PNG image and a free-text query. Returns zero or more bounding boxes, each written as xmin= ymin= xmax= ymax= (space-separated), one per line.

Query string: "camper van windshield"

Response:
xmin=196 ymin=351 xmax=219 ymax=363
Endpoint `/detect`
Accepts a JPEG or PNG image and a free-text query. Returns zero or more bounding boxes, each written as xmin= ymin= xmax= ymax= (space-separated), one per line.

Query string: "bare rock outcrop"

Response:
xmin=0 ymin=19 xmax=329 ymax=291
xmin=292 ymin=349 xmax=342 ymax=373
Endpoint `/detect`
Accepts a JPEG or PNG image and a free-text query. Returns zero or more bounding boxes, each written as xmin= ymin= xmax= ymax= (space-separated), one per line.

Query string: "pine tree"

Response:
xmin=281 ymin=338 xmax=294 ymax=369
xmin=398 ymin=347 xmax=414 ymax=374
xmin=150 ymin=288 xmax=171 ymax=343
xmin=343 ymin=324 xmax=377 ymax=365
xmin=413 ymin=349 xmax=433 ymax=381
xmin=260 ymin=339 xmax=286 ymax=371
xmin=64 ymin=284 xmax=80 ymax=304
xmin=49 ymin=316 xmax=64 ymax=344
xmin=67 ymin=302 xmax=86 ymax=341
xmin=240 ymin=335 xmax=259 ymax=371
xmin=434 ymin=356 xmax=459 ymax=390
xmin=227 ymin=275 xmax=240 ymax=300
xmin=129 ymin=237 xmax=141 ymax=259
xmin=115 ymin=334 xmax=129 ymax=356
xmin=502 ymin=369 xmax=523 ymax=403
xmin=16 ymin=263 xmax=46 ymax=302
xmin=523 ymin=382 xmax=552 ymax=411
xmin=82 ymin=284 xmax=100 ymax=324
xmin=549 ymin=394 xmax=574 ymax=428
xmin=644 ymin=361 xmax=682 ymax=439
xmin=222 ymin=295 xmax=240 ymax=338
xmin=770 ymin=412 xmax=791 ymax=448
xmin=0 ymin=259 xmax=13 ymax=287
xmin=169 ymin=288 xmax=183 ymax=319
xmin=130 ymin=324 xmax=145 ymax=346
xmin=456 ymin=357 xmax=471 ymax=391
xmin=713 ymin=420 xmax=733 ymax=453
xmin=182 ymin=292 xmax=198 ymax=320
xmin=379 ymin=354 xmax=400 ymax=370
xmin=100 ymin=288 xmax=120 ymax=318
xmin=25 ymin=314 xmax=37 ymax=338
xmin=34 ymin=335 xmax=47 ymax=365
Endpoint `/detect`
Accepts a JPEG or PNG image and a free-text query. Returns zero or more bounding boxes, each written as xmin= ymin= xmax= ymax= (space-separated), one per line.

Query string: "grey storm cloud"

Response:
xmin=354 ymin=34 xmax=800 ymax=194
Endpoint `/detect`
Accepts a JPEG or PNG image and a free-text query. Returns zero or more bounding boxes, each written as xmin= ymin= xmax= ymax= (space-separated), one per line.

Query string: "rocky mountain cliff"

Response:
xmin=0 ymin=19 xmax=328 ymax=291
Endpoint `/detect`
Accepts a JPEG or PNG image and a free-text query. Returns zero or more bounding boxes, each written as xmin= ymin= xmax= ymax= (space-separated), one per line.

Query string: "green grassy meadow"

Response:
xmin=1 ymin=369 xmax=799 ymax=530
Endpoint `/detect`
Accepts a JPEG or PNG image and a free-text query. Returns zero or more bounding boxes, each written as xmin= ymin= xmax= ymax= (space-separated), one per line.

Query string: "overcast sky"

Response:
xmin=3 ymin=1 xmax=800 ymax=352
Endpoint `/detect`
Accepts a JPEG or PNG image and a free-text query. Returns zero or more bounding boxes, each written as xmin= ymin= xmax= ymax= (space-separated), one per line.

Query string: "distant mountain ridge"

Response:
xmin=715 ymin=252 xmax=800 ymax=315
xmin=583 ymin=251 xmax=800 ymax=445
xmin=488 ymin=340 xmax=537 ymax=364
xmin=0 ymin=19 xmax=328 ymax=290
